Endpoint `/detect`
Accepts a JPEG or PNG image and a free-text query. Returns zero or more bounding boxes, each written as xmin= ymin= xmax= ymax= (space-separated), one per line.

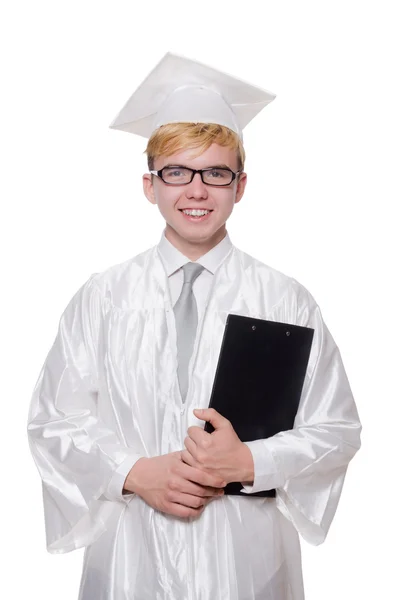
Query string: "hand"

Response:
xmin=181 ymin=408 xmax=254 ymax=485
xmin=123 ymin=452 xmax=226 ymax=519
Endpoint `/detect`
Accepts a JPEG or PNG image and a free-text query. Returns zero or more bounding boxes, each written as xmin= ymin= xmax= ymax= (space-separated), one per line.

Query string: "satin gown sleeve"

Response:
xmin=240 ymin=282 xmax=362 ymax=546
xmin=27 ymin=274 xmax=143 ymax=554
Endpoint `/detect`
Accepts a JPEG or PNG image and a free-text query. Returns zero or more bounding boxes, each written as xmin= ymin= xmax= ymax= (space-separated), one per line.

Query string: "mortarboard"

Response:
xmin=109 ymin=51 xmax=276 ymax=140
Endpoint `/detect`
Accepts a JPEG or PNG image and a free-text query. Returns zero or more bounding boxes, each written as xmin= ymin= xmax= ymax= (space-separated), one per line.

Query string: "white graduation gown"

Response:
xmin=27 ymin=240 xmax=361 ymax=600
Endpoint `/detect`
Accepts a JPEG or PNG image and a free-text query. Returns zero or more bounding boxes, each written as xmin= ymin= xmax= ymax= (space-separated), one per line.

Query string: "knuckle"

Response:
xmin=170 ymin=463 xmax=179 ymax=475
xmin=196 ymin=450 xmax=206 ymax=464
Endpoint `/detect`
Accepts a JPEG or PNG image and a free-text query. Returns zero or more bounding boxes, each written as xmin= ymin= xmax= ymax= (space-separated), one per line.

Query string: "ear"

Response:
xmin=235 ymin=172 xmax=247 ymax=204
xmin=143 ymin=173 xmax=157 ymax=205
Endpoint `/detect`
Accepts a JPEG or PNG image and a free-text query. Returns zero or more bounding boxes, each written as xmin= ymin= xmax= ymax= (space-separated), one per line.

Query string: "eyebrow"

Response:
xmin=163 ymin=163 xmax=232 ymax=170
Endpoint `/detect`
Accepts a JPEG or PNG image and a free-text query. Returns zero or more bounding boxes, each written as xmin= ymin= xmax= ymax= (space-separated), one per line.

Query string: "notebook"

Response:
xmin=204 ymin=314 xmax=314 ymax=497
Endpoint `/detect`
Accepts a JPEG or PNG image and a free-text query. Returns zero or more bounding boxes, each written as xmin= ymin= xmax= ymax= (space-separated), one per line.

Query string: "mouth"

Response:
xmin=178 ymin=209 xmax=213 ymax=223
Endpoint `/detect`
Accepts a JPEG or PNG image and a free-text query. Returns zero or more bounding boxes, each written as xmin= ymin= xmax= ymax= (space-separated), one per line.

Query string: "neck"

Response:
xmin=164 ymin=224 xmax=227 ymax=261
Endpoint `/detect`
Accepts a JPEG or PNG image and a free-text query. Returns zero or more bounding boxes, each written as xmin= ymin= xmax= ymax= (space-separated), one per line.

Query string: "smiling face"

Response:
xmin=143 ymin=143 xmax=247 ymax=260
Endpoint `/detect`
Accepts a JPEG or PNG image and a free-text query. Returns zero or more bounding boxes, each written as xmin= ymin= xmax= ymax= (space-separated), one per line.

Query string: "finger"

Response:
xmin=184 ymin=436 xmax=200 ymax=458
xmin=193 ymin=408 xmax=230 ymax=430
xmin=181 ymin=448 xmax=197 ymax=467
xmin=182 ymin=463 xmax=226 ymax=489
xmin=173 ymin=467 xmax=224 ymax=497
xmin=165 ymin=501 xmax=205 ymax=519
xmin=168 ymin=491 xmax=209 ymax=510
xmin=182 ymin=479 xmax=225 ymax=497
xmin=186 ymin=426 xmax=211 ymax=447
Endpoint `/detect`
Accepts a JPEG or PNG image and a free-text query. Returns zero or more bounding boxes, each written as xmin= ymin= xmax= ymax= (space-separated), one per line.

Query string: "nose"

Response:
xmin=186 ymin=172 xmax=208 ymax=198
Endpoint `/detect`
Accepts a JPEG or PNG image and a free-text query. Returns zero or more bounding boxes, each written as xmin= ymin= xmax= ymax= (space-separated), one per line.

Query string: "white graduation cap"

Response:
xmin=109 ymin=51 xmax=276 ymax=140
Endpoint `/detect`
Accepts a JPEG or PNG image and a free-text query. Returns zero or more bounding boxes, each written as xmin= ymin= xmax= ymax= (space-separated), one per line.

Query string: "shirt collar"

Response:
xmin=157 ymin=228 xmax=233 ymax=276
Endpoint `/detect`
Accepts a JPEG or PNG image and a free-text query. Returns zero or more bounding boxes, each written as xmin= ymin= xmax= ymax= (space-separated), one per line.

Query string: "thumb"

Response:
xmin=193 ymin=408 xmax=229 ymax=430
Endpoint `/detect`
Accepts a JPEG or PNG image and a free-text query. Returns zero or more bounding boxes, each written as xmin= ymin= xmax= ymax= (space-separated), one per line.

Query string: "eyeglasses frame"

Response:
xmin=149 ymin=166 xmax=242 ymax=187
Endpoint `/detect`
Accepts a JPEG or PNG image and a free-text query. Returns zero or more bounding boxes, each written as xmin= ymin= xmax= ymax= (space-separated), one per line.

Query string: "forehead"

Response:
xmin=155 ymin=143 xmax=238 ymax=169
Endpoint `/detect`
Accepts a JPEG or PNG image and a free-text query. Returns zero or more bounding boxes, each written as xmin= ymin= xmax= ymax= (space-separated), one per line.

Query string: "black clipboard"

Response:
xmin=204 ymin=314 xmax=314 ymax=497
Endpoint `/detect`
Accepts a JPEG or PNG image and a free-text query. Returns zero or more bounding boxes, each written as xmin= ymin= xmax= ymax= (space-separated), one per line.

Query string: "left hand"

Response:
xmin=181 ymin=408 xmax=254 ymax=485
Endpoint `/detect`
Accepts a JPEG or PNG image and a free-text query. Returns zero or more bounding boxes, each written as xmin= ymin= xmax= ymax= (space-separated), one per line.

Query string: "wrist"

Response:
xmin=239 ymin=443 xmax=255 ymax=483
xmin=123 ymin=456 xmax=148 ymax=494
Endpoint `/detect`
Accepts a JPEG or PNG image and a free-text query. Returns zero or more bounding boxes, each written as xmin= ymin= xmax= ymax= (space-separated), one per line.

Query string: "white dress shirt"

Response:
xmin=156 ymin=228 xmax=233 ymax=322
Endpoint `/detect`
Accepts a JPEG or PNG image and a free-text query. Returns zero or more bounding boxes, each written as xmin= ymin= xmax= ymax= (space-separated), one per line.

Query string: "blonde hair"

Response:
xmin=145 ymin=122 xmax=245 ymax=171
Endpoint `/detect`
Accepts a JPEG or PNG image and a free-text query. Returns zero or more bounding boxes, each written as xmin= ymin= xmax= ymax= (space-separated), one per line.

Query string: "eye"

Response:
xmin=163 ymin=167 xmax=190 ymax=178
xmin=206 ymin=168 xmax=231 ymax=179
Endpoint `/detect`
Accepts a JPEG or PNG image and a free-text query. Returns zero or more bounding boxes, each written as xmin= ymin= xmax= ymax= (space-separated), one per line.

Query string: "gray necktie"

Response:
xmin=173 ymin=262 xmax=205 ymax=402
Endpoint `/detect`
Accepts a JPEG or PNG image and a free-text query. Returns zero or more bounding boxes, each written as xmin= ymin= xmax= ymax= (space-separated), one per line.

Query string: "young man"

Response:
xmin=27 ymin=52 xmax=361 ymax=599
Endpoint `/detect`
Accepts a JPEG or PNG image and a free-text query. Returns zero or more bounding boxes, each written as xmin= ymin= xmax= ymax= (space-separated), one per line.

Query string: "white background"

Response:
xmin=1 ymin=0 xmax=396 ymax=598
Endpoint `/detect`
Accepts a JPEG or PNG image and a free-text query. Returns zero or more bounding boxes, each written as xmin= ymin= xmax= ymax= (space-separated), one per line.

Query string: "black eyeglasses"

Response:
xmin=150 ymin=166 xmax=241 ymax=186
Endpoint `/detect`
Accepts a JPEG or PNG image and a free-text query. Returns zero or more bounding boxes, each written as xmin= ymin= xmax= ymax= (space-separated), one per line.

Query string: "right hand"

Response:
xmin=123 ymin=451 xmax=226 ymax=518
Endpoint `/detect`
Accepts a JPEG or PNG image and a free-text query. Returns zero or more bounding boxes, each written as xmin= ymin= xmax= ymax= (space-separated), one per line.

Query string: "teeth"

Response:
xmin=182 ymin=209 xmax=210 ymax=216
